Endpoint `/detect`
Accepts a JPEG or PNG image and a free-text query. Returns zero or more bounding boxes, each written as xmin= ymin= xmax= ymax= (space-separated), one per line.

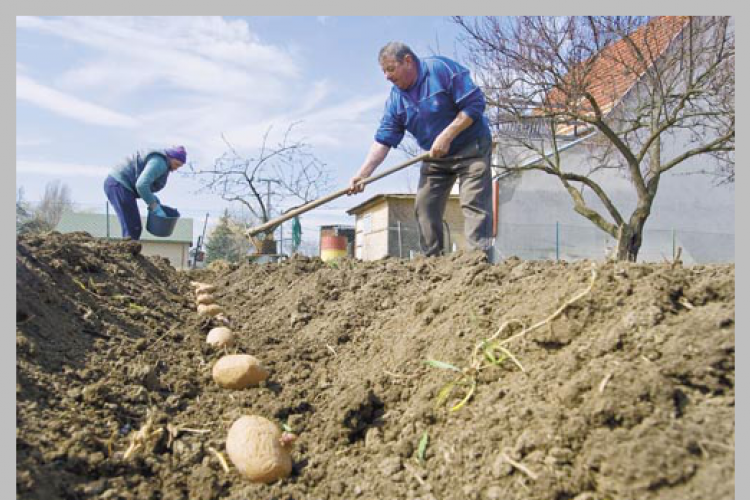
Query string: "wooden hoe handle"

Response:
xmin=246 ymin=152 xmax=430 ymax=238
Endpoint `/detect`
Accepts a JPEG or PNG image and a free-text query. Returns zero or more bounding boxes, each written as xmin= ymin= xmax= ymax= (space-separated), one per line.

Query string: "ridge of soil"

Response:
xmin=17 ymin=232 xmax=735 ymax=500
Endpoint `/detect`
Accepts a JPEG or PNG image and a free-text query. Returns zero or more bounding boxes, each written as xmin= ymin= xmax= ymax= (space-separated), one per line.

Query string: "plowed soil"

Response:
xmin=16 ymin=232 xmax=735 ymax=500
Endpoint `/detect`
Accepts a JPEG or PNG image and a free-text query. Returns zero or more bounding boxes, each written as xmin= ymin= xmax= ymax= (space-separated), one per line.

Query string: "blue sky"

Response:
xmin=16 ymin=16 xmax=469 ymax=246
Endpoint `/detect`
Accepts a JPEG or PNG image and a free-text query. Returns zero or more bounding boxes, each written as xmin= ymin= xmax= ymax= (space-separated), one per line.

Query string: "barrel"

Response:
xmin=320 ymin=235 xmax=347 ymax=262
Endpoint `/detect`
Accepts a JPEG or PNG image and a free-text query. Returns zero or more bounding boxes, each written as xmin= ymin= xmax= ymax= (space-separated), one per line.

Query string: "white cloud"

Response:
xmin=222 ymin=93 xmax=382 ymax=148
xmin=17 ymin=74 xmax=140 ymax=128
xmin=131 ymin=90 xmax=383 ymax=166
xmin=16 ymin=159 xmax=111 ymax=177
xmin=19 ymin=16 xmax=299 ymax=102
xmin=16 ymin=16 xmax=43 ymax=29
xmin=16 ymin=16 xmax=388 ymax=179
xmin=298 ymin=80 xmax=331 ymax=115
xmin=17 ymin=136 xmax=49 ymax=148
xmin=292 ymin=94 xmax=385 ymax=147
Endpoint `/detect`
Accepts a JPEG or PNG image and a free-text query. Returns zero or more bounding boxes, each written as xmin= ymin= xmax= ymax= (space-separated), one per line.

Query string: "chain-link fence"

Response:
xmin=21 ymin=199 xmax=734 ymax=264
xmin=366 ymin=221 xmax=734 ymax=264
xmin=495 ymin=222 xmax=734 ymax=263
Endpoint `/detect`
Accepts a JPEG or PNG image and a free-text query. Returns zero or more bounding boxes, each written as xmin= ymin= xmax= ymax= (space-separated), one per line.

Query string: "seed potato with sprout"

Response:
xmin=213 ymin=314 xmax=231 ymax=327
xmin=212 ymin=354 xmax=268 ymax=389
xmin=196 ymin=283 xmax=217 ymax=294
xmin=204 ymin=304 xmax=224 ymax=317
xmin=196 ymin=294 xmax=215 ymax=305
xmin=207 ymin=327 xmax=234 ymax=348
xmin=226 ymin=415 xmax=294 ymax=483
xmin=198 ymin=303 xmax=224 ymax=317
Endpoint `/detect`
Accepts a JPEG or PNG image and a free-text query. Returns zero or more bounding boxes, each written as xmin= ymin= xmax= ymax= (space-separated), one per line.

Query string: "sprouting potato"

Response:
xmin=196 ymin=284 xmax=217 ymax=294
xmin=205 ymin=304 xmax=224 ymax=317
xmin=198 ymin=303 xmax=223 ymax=317
xmin=226 ymin=415 xmax=293 ymax=483
xmin=213 ymin=314 xmax=231 ymax=327
xmin=212 ymin=354 xmax=268 ymax=389
xmin=207 ymin=327 xmax=234 ymax=348
xmin=196 ymin=293 xmax=215 ymax=305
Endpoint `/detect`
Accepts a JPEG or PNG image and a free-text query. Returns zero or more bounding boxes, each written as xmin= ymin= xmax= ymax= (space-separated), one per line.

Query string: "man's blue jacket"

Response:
xmin=375 ymin=55 xmax=491 ymax=156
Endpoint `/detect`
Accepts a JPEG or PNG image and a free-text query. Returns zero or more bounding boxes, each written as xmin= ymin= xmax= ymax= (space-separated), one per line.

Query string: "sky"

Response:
xmin=16 ymin=16 xmax=470 ymax=250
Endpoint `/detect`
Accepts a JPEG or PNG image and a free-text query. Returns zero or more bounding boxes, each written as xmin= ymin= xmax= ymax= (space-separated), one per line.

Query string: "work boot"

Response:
xmin=485 ymin=247 xmax=502 ymax=265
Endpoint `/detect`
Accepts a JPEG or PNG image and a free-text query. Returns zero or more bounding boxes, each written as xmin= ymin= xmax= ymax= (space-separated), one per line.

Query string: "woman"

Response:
xmin=103 ymin=145 xmax=187 ymax=240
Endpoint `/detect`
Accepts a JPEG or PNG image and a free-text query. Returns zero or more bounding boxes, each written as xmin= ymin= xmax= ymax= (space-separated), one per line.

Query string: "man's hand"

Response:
xmin=430 ymin=132 xmax=453 ymax=159
xmin=347 ymin=176 xmax=366 ymax=195
xmin=348 ymin=142 xmax=391 ymax=195
xmin=431 ymin=111 xmax=474 ymax=159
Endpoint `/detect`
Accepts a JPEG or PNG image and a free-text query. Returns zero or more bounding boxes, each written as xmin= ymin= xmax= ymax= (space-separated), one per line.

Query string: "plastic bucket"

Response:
xmin=146 ymin=205 xmax=180 ymax=237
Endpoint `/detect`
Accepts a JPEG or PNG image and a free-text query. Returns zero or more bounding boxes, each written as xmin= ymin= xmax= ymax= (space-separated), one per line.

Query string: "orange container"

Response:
xmin=320 ymin=235 xmax=348 ymax=262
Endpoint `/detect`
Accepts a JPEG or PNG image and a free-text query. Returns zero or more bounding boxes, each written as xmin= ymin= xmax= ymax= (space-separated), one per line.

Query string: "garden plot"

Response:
xmin=17 ymin=232 xmax=734 ymax=500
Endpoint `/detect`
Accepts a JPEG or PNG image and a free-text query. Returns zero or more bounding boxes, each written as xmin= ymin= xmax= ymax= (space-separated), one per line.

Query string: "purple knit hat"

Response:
xmin=165 ymin=145 xmax=187 ymax=163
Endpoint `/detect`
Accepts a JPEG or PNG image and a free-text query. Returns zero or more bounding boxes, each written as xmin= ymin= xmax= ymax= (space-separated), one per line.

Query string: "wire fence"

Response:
xmin=363 ymin=221 xmax=734 ymax=264
xmin=495 ymin=222 xmax=734 ymax=263
xmin=22 ymin=200 xmax=734 ymax=264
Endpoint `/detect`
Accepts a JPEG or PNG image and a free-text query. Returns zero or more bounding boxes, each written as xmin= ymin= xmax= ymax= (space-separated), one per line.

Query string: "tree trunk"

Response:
xmin=616 ymin=219 xmax=648 ymax=262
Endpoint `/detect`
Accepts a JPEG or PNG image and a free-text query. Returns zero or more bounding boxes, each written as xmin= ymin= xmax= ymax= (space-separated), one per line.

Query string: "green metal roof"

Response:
xmin=55 ymin=211 xmax=193 ymax=243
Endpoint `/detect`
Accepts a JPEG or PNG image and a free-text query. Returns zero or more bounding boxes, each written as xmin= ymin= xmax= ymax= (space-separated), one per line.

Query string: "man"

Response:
xmin=103 ymin=145 xmax=187 ymax=240
xmin=349 ymin=42 xmax=493 ymax=258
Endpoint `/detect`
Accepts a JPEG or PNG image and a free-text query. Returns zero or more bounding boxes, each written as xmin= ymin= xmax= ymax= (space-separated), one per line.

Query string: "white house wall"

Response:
xmin=493 ymin=121 xmax=733 ymax=263
xmin=493 ymin=139 xmax=733 ymax=263
xmin=141 ymin=242 xmax=190 ymax=269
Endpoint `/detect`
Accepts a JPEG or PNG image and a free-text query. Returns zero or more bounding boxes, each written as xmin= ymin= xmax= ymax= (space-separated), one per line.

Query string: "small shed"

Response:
xmin=55 ymin=212 xmax=194 ymax=269
xmin=346 ymin=194 xmax=466 ymax=260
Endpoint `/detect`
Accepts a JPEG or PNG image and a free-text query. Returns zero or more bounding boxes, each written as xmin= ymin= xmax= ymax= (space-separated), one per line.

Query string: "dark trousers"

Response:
xmin=415 ymin=136 xmax=493 ymax=257
xmin=103 ymin=176 xmax=142 ymax=240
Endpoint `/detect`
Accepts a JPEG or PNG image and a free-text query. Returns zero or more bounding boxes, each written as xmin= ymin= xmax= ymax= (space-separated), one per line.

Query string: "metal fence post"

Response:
xmin=397 ymin=221 xmax=403 ymax=259
xmin=555 ymin=221 xmax=560 ymax=261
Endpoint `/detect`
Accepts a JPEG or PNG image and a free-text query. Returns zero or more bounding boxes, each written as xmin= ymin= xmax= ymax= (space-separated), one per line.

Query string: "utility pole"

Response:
xmin=256 ymin=177 xmax=282 ymax=253
xmin=256 ymin=178 xmax=280 ymax=222
xmin=192 ymin=213 xmax=209 ymax=269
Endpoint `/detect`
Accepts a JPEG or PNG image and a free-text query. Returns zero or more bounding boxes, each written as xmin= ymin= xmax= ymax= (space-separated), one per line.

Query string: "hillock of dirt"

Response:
xmin=17 ymin=232 xmax=735 ymax=500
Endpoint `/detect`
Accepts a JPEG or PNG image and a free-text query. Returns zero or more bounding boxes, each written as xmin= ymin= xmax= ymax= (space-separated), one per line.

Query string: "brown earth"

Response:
xmin=16 ymin=232 xmax=735 ymax=500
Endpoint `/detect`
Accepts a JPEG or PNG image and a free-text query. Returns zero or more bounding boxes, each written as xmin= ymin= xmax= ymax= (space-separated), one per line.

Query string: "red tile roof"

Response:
xmin=548 ymin=16 xmax=691 ymax=116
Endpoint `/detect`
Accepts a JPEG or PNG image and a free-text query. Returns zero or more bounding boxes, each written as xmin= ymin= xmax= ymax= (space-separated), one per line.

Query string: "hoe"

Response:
xmin=246 ymin=153 xmax=430 ymax=251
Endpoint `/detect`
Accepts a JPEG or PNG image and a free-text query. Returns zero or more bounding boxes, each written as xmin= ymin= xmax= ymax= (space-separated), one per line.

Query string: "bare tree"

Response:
xmin=190 ymin=123 xmax=332 ymax=239
xmin=454 ymin=16 xmax=734 ymax=261
xmin=16 ymin=187 xmax=32 ymax=233
xmin=394 ymin=134 xmax=423 ymax=193
xmin=34 ymin=180 xmax=73 ymax=230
